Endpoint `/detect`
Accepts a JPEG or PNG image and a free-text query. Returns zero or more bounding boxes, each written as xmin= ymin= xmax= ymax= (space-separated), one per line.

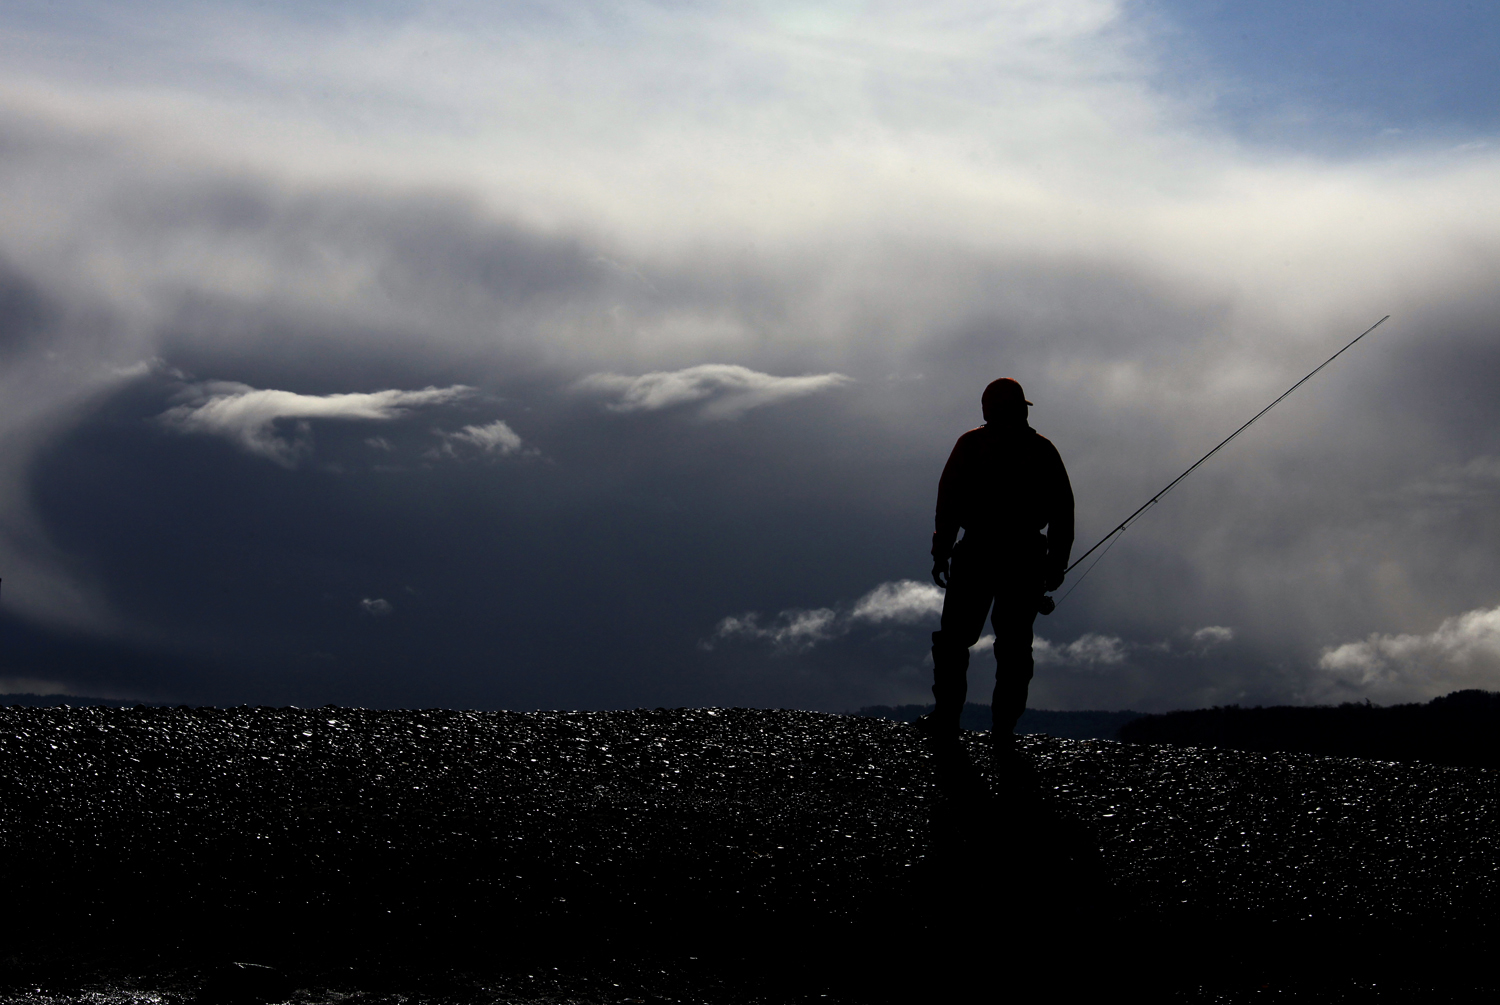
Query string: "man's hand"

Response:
xmin=1044 ymin=567 xmax=1065 ymax=593
xmin=932 ymin=559 xmax=950 ymax=590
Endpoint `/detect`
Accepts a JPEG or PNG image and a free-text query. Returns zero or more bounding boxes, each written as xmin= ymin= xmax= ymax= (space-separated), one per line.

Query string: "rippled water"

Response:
xmin=1 ymin=706 xmax=1495 ymax=1002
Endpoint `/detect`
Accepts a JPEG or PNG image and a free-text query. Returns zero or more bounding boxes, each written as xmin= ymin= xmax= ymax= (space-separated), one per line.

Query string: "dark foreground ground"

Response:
xmin=1 ymin=706 xmax=1496 ymax=1003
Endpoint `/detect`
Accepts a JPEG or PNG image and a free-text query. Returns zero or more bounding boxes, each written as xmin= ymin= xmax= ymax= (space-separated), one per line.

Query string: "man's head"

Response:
xmin=981 ymin=377 xmax=1032 ymax=425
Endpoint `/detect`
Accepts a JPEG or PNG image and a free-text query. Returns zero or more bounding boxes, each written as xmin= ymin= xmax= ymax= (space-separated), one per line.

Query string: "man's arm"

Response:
xmin=1042 ymin=441 xmax=1074 ymax=592
xmin=931 ymin=437 xmax=968 ymax=588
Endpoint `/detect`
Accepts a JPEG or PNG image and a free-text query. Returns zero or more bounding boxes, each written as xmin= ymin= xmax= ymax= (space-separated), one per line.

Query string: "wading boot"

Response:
xmin=915 ymin=642 xmax=968 ymax=739
xmin=989 ymin=700 xmax=1018 ymax=747
xmin=913 ymin=708 xmax=959 ymax=739
xmin=990 ymin=678 xmax=1027 ymax=771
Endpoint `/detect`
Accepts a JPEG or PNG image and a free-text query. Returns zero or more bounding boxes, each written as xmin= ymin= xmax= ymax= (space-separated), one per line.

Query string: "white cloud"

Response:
xmin=433 ymin=419 xmax=526 ymax=458
xmin=849 ymin=580 xmax=945 ymax=624
xmin=1029 ymin=626 xmax=1230 ymax=670
xmin=360 ymin=597 xmax=394 ymax=617
xmin=158 ymin=382 xmax=473 ymax=467
xmin=450 ymin=419 xmax=523 ymax=454
xmin=1033 ymin=633 xmax=1128 ymax=668
xmin=1191 ymin=625 xmax=1234 ymax=647
xmin=110 ymin=359 xmax=157 ymax=379
xmin=575 ymin=365 xmax=852 ymax=420
xmin=709 ymin=607 xmax=839 ymax=653
xmin=711 ymin=579 xmax=940 ymax=653
xmin=1316 ymin=603 xmax=1500 ymax=703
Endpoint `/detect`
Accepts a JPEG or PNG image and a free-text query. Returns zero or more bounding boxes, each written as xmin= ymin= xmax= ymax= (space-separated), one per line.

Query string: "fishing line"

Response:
xmin=1049 ymin=314 xmax=1390 ymax=611
xmin=1053 ymin=500 xmax=1153 ymax=607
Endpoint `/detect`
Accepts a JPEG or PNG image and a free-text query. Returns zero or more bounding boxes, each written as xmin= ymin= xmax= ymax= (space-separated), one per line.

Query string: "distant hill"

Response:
xmin=852 ymin=703 xmax=1145 ymax=740
xmin=1119 ymin=689 xmax=1500 ymax=768
xmin=0 ymin=692 xmax=149 ymax=708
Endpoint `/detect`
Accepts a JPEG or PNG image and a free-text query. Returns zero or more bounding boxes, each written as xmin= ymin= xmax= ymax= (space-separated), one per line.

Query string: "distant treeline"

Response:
xmin=853 ymin=703 xmax=1145 ymax=741
xmin=1120 ymin=690 xmax=1500 ymax=768
xmin=0 ymin=693 xmax=146 ymax=708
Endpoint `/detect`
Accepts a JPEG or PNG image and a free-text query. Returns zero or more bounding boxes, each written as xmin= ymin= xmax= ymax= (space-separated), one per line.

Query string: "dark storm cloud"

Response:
xmin=0 ymin=262 xmax=54 ymax=363
xmin=0 ymin=121 xmax=615 ymax=637
xmin=19 ymin=363 xmax=922 ymax=709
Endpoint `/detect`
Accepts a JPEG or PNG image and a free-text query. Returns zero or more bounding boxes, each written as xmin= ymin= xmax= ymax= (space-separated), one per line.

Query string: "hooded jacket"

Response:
xmin=931 ymin=423 xmax=1074 ymax=576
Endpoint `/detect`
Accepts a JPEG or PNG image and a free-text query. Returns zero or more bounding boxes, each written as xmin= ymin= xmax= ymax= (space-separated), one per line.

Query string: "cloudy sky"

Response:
xmin=1 ymin=1 xmax=1498 ymax=713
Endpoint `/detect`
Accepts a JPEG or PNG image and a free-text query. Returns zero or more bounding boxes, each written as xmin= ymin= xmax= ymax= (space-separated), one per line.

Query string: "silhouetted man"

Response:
xmin=917 ymin=378 xmax=1073 ymax=740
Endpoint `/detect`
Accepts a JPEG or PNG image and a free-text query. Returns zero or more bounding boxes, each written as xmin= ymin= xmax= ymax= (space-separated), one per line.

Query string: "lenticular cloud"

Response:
xmin=575 ymin=365 xmax=852 ymax=420
xmin=158 ymin=382 xmax=474 ymax=466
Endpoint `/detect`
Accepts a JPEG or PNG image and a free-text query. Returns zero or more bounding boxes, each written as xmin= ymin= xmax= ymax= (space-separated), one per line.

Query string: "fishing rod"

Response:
xmin=1040 ymin=314 xmax=1390 ymax=615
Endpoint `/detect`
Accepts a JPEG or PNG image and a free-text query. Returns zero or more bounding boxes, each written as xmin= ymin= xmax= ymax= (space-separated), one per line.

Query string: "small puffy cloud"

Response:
xmin=709 ymin=608 xmax=839 ymax=653
xmin=1191 ymin=626 xmax=1234 ymax=648
xmin=360 ymin=597 xmax=394 ymax=617
xmin=159 ymin=382 xmax=473 ymax=467
xmin=711 ymin=579 xmax=940 ymax=653
xmin=849 ymin=580 xmax=944 ymax=624
xmin=1033 ymin=633 xmax=1128 ymax=668
xmin=432 ymin=419 xmax=526 ymax=458
xmin=1316 ymin=603 xmax=1500 ymax=702
xmin=575 ymin=364 xmax=852 ymax=420
xmin=450 ymin=420 xmax=523 ymax=454
xmin=110 ymin=359 xmax=157 ymax=380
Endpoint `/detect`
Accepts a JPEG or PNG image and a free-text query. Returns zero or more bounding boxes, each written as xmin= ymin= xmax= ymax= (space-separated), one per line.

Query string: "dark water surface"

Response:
xmin=0 ymin=706 xmax=1494 ymax=1002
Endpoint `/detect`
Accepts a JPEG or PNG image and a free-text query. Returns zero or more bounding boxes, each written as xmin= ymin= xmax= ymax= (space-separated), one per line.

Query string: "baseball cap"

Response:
xmin=982 ymin=377 xmax=1033 ymax=409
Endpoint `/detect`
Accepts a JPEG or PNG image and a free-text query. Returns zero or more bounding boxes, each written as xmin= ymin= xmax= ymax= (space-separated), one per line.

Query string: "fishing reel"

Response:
xmin=1037 ymin=594 xmax=1056 ymax=616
